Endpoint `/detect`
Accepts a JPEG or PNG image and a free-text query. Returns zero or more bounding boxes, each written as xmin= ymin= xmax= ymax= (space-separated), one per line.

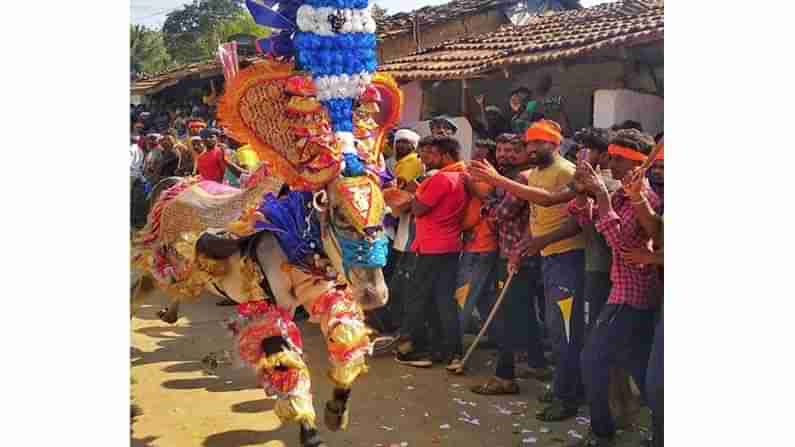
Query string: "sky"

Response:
xmin=131 ymin=0 xmax=609 ymax=29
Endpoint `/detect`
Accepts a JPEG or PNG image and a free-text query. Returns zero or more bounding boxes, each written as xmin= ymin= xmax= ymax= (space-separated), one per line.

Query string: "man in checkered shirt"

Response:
xmin=566 ymin=128 xmax=662 ymax=447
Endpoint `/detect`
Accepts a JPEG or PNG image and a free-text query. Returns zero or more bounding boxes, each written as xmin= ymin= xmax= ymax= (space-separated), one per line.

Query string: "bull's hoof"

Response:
xmin=324 ymin=388 xmax=351 ymax=432
xmin=300 ymin=423 xmax=328 ymax=447
xmin=157 ymin=307 xmax=179 ymax=324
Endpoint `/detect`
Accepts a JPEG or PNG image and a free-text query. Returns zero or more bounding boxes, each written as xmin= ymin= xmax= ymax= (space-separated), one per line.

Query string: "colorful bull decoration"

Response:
xmin=132 ymin=2 xmax=402 ymax=446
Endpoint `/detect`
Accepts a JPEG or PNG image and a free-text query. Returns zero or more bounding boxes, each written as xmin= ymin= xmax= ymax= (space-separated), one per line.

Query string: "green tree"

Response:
xmin=162 ymin=0 xmax=245 ymax=64
xmin=130 ymin=24 xmax=173 ymax=75
xmin=212 ymin=10 xmax=271 ymax=47
xmin=371 ymin=4 xmax=388 ymax=21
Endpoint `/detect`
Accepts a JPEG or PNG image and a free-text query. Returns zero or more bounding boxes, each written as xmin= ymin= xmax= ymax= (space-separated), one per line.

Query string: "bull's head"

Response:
xmin=314 ymin=175 xmax=389 ymax=310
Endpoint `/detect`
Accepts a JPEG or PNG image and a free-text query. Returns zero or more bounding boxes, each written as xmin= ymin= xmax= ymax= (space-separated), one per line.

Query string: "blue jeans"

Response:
xmin=542 ymin=250 xmax=585 ymax=405
xmin=456 ymin=251 xmax=498 ymax=336
xmin=647 ymin=317 xmax=663 ymax=446
xmin=582 ymin=304 xmax=656 ymax=437
xmin=584 ymin=271 xmax=612 ymax=331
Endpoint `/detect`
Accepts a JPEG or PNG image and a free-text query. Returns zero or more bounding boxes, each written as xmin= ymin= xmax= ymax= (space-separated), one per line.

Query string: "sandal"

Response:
xmin=470 ymin=377 xmax=520 ymax=395
xmin=535 ymin=400 xmax=578 ymax=422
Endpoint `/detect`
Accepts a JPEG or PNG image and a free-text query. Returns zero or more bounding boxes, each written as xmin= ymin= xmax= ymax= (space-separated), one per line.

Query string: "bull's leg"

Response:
xmin=257 ymin=336 xmax=325 ymax=447
xmin=314 ymin=291 xmax=371 ymax=432
xmin=157 ymin=301 xmax=180 ymax=324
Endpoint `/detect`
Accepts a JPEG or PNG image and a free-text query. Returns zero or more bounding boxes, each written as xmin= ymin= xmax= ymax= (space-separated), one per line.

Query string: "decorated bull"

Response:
xmin=131 ymin=1 xmax=402 ymax=444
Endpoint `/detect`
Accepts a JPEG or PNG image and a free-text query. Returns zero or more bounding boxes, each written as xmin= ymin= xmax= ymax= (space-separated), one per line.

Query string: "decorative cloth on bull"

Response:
xmin=132 ymin=231 xmax=228 ymax=302
xmin=255 ymin=191 xmax=330 ymax=277
xmin=310 ymin=287 xmax=371 ymax=388
xmin=136 ymin=165 xmax=283 ymax=246
xmin=226 ymin=300 xmax=317 ymax=426
xmin=327 ymin=175 xmax=389 ymax=273
xmin=131 ymin=164 xmax=283 ymax=302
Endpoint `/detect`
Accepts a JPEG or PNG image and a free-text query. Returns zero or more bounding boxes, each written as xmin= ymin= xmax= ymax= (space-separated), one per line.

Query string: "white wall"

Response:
xmin=398 ymin=81 xmax=423 ymax=127
xmin=593 ymin=89 xmax=663 ymax=135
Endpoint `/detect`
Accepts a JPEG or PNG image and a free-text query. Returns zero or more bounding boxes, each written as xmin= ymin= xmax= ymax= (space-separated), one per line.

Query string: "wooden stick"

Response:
xmin=639 ymin=137 xmax=664 ymax=174
xmin=451 ymin=272 xmax=515 ymax=374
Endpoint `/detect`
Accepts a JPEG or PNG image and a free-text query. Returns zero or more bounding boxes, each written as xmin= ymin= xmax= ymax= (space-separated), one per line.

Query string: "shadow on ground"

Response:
xmin=203 ymin=430 xmax=287 ymax=447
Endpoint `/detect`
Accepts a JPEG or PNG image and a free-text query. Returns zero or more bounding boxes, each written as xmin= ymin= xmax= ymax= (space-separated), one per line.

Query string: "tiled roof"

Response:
xmin=375 ymin=0 xmax=519 ymax=40
xmin=378 ymin=0 xmax=664 ymax=81
xmin=131 ymin=56 xmax=262 ymax=95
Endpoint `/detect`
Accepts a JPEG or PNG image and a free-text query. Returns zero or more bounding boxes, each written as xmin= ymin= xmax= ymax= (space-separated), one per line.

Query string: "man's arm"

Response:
xmin=623 ymin=169 xmax=663 ymax=241
xmin=631 ymin=192 xmax=663 ymax=242
xmin=411 ymin=173 xmax=447 ymax=217
xmin=621 ymin=246 xmax=664 ymax=266
xmin=524 ymin=216 xmax=582 ymax=256
xmin=469 ymin=160 xmax=573 ymax=207
xmin=411 ymin=199 xmax=432 ymax=217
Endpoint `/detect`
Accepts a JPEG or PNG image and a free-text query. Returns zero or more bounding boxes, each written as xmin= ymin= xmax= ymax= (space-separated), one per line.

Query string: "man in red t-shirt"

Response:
xmin=396 ymin=135 xmax=468 ymax=369
xmin=195 ymin=128 xmax=226 ymax=183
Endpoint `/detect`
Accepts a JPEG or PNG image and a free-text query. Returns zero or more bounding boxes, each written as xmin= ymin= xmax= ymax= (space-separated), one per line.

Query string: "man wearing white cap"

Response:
xmin=377 ymin=129 xmax=424 ymax=336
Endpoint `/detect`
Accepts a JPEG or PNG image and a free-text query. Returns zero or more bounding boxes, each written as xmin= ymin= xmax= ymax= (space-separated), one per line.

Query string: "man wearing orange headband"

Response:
xmin=567 ymin=128 xmax=662 ymax=447
xmin=518 ymin=119 xmax=587 ymax=423
xmin=468 ymin=122 xmax=589 ymax=412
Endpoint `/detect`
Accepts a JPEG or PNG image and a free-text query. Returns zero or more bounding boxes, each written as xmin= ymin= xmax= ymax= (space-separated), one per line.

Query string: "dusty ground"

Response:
xmin=131 ymin=289 xmax=648 ymax=447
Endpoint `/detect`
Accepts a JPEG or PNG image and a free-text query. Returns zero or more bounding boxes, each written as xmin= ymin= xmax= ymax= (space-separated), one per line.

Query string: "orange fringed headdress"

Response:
xmin=217 ymin=60 xmax=342 ymax=191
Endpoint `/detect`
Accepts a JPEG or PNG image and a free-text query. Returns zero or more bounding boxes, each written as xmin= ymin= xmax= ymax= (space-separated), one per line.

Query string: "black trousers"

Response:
xmin=130 ymin=177 xmax=149 ymax=229
xmin=369 ymin=250 xmax=415 ymax=333
xmin=401 ymin=253 xmax=463 ymax=357
xmin=494 ymin=258 xmax=548 ymax=380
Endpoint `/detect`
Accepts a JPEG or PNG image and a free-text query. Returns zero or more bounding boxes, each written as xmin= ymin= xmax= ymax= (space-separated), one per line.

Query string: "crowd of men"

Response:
xmin=129 ymin=108 xmax=261 ymax=229
xmin=130 ymin=88 xmax=665 ymax=447
xmin=371 ymin=105 xmax=664 ymax=447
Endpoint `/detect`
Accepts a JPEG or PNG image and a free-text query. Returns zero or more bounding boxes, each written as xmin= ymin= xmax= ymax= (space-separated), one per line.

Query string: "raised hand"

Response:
xmin=403 ymin=179 xmax=419 ymax=194
xmin=577 ymin=161 xmax=608 ymax=196
xmin=468 ymin=159 xmax=501 ymax=185
xmin=622 ymin=168 xmax=647 ymax=201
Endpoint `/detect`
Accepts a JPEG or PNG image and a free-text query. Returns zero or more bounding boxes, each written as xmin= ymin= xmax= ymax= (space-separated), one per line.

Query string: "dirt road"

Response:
xmin=131 ymin=290 xmax=646 ymax=446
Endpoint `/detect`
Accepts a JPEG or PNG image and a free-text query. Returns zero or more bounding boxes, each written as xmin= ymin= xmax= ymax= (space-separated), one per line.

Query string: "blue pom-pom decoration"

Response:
xmin=342 ymin=152 xmax=366 ymax=177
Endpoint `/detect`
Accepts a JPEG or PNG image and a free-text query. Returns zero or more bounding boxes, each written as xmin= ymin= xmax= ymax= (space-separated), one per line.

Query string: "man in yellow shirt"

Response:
xmin=468 ymin=121 xmax=586 ymax=417
xmin=520 ymin=120 xmax=586 ymax=422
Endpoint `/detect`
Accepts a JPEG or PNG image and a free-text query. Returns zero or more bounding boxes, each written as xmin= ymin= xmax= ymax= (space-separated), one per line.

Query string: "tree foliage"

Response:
xmin=130 ymin=24 xmax=173 ymax=75
xmin=371 ymin=4 xmax=388 ymax=21
xmin=213 ymin=10 xmax=271 ymax=46
xmin=161 ymin=0 xmax=246 ymax=64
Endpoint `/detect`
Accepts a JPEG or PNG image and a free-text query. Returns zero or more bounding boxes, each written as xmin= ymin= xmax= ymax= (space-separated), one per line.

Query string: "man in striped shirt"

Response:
xmin=469 ymin=133 xmax=550 ymax=396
